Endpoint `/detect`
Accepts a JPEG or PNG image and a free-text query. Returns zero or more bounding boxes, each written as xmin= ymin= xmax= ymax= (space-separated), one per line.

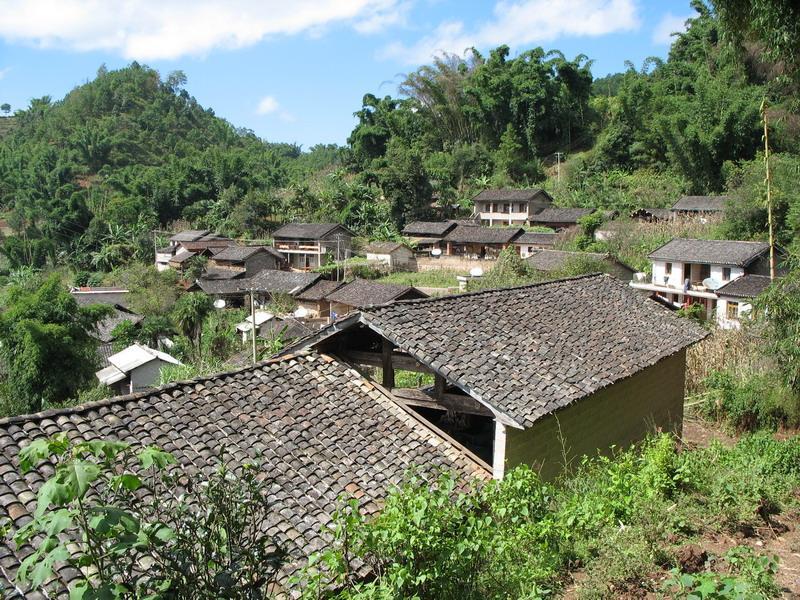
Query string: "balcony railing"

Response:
xmin=274 ymin=241 xmax=323 ymax=252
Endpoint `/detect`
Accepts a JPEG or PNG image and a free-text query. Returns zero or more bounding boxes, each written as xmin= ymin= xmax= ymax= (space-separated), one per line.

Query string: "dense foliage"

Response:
xmin=299 ymin=433 xmax=799 ymax=598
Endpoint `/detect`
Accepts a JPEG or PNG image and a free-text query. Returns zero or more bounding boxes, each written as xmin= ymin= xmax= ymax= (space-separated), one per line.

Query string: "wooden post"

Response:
xmin=492 ymin=420 xmax=507 ymax=480
xmin=434 ymin=373 xmax=446 ymax=399
xmin=381 ymin=338 xmax=395 ymax=389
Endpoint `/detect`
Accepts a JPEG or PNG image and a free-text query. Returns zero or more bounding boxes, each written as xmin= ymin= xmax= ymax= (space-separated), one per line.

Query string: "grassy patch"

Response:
xmin=379 ymin=270 xmax=461 ymax=288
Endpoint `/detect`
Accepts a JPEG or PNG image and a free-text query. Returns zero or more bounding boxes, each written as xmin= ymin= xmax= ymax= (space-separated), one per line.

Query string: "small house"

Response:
xmin=295 ymin=279 xmax=344 ymax=318
xmin=525 ymin=250 xmax=635 ymax=281
xmin=71 ymin=287 xmax=143 ymax=367
xmin=195 ymin=269 xmax=320 ymax=306
xmin=272 ymin=223 xmax=354 ymax=271
xmin=156 ymin=231 xmax=235 ymax=272
xmin=206 ymin=245 xmax=286 ymax=277
xmin=715 ymin=274 xmax=773 ymax=330
xmin=442 ymin=225 xmax=524 ymax=258
xmin=513 ymin=232 xmax=557 ymax=258
xmin=671 ymin=196 xmax=729 ymax=220
xmin=235 ymin=310 xmax=276 ymax=343
xmin=95 ymin=343 xmax=181 ymax=395
xmin=630 ymin=208 xmax=673 ymax=222
xmin=325 ymin=279 xmax=428 ymax=317
xmin=401 ymin=221 xmax=457 ymax=255
xmin=364 ymin=242 xmax=414 ymax=270
xmin=472 ymin=188 xmax=554 ymax=226
xmin=528 ymin=207 xmax=594 ymax=230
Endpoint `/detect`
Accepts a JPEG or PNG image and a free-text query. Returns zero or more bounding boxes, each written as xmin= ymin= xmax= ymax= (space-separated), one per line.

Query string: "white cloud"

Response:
xmin=0 ymin=0 xmax=411 ymax=60
xmin=256 ymin=96 xmax=280 ymax=115
xmin=0 ymin=67 xmax=10 ymax=80
xmin=652 ymin=12 xmax=691 ymax=45
xmin=354 ymin=0 xmax=412 ymax=34
xmin=381 ymin=0 xmax=640 ymax=64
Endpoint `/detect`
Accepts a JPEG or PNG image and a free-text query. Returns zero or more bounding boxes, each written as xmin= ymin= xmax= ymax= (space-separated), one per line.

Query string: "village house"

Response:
xmin=0 ymin=352 xmax=488 ymax=595
xmin=401 ymin=221 xmax=457 ymax=255
xmin=271 ymin=223 xmax=354 ymax=271
xmin=95 ymin=343 xmax=181 ymax=395
xmin=194 ymin=269 xmax=320 ymax=307
xmin=715 ymin=274 xmax=773 ymax=330
xmin=205 ymin=245 xmax=286 ymax=278
xmin=629 ymin=238 xmax=781 ymax=319
xmin=671 ymin=195 xmax=729 ymax=217
xmin=283 ymin=274 xmax=706 ymax=480
xmin=525 ymin=249 xmax=636 ymax=281
xmin=155 ymin=231 xmax=236 ymax=272
xmin=528 ymin=207 xmax=595 ymax=230
xmin=471 ymin=188 xmax=554 ymax=226
xmin=294 ymin=279 xmax=344 ymax=318
xmin=442 ymin=224 xmax=524 ymax=258
xmin=325 ymin=279 xmax=428 ymax=317
xmin=513 ymin=231 xmax=557 ymax=258
xmin=364 ymin=241 xmax=415 ymax=270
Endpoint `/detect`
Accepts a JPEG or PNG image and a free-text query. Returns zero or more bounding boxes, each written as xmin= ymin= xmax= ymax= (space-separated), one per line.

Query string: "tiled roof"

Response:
xmin=169 ymin=229 xmax=209 ymax=242
xmin=715 ymin=274 xmax=774 ymax=299
xmin=212 ymin=245 xmax=271 ymax=262
xmin=401 ymin=221 xmax=457 ymax=236
xmin=272 ymin=223 xmax=351 ymax=240
xmin=472 ymin=188 xmax=550 ymax=202
xmin=515 ymin=232 xmax=557 ymax=245
xmin=179 ymin=239 xmax=237 ymax=252
xmin=649 ymin=238 xmax=770 ymax=267
xmin=95 ymin=307 xmax=143 ymax=343
xmin=71 ymin=289 xmax=130 ymax=308
xmin=671 ymin=195 xmax=729 ymax=212
xmin=525 ymin=250 xmax=630 ymax=273
xmin=352 ymin=274 xmax=706 ymax=429
xmin=443 ymin=225 xmax=524 ymax=244
xmin=0 ymin=352 xmax=489 ymax=595
xmin=529 ymin=208 xmax=594 ymax=224
xmin=196 ymin=270 xmax=320 ymax=296
xmin=364 ymin=242 xmax=408 ymax=254
xmin=296 ymin=279 xmax=344 ymax=301
xmin=168 ymin=250 xmax=196 ymax=264
xmin=201 ymin=268 xmax=244 ymax=281
xmin=326 ymin=279 xmax=427 ymax=310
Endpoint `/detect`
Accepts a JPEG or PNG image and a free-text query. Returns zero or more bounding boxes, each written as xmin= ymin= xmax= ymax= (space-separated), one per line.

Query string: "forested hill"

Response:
xmin=1 ymin=1 xmax=799 ymax=275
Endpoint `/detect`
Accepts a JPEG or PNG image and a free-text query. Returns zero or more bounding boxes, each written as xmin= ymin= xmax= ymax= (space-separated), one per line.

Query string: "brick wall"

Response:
xmin=504 ymin=350 xmax=686 ymax=480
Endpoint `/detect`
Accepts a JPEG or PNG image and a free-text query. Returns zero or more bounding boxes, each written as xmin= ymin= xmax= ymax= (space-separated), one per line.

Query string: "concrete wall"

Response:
xmin=244 ymin=251 xmax=280 ymax=274
xmin=130 ymin=359 xmax=169 ymax=393
xmin=416 ymin=256 xmax=497 ymax=272
xmin=503 ymin=350 xmax=686 ymax=481
xmin=652 ymin=260 xmax=744 ymax=287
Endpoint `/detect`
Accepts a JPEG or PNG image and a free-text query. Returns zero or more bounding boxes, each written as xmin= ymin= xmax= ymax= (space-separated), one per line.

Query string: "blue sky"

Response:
xmin=0 ymin=0 xmax=696 ymax=148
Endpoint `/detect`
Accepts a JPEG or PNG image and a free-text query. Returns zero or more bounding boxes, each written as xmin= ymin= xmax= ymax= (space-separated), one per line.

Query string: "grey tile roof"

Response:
xmin=326 ymin=279 xmax=427 ymax=309
xmin=472 ymin=188 xmax=551 ymax=202
xmin=296 ymin=280 xmax=344 ymax=301
xmin=529 ymin=207 xmax=594 ymax=224
xmin=649 ymin=238 xmax=770 ymax=267
xmin=401 ymin=221 xmax=457 ymax=236
xmin=715 ymin=274 xmax=774 ymax=299
xmin=671 ymin=195 xmax=729 ymax=212
xmin=179 ymin=239 xmax=237 ymax=252
xmin=201 ymin=268 xmax=244 ymax=281
xmin=353 ymin=274 xmax=707 ymax=429
xmin=0 ymin=352 xmax=489 ymax=595
xmin=211 ymin=245 xmax=283 ymax=263
xmin=515 ymin=232 xmax=557 ymax=246
xmin=197 ymin=270 xmax=320 ymax=296
xmin=71 ymin=289 xmax=130 ymax=308
xmin=272 ymin=223 xmax=352 ymax=240
xmin=169 ymin=229 xmax=209 ymax=242
xmin=95 ymin=307 xmax=143 ymax=343
xmin=364 ymin=242 xmax=408 ymax=254
xmin=443 ymin=225 xmax=524 ymax=244
xmin=525 ymin=250 xmax=630 ymax=273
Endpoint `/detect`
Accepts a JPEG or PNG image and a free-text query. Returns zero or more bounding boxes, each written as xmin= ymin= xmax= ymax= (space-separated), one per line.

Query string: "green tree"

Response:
xmin=755 ymin=262 xmax=800 ymax=390
xmin=172 ymin=292 xmax=213 ymax=355
xmin=0 ymin=275 xmax=111 ymax=415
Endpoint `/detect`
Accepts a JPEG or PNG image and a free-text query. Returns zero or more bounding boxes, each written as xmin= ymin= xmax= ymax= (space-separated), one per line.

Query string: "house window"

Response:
xmin=665 ymin=262 xmax=672 ymax=275
xmin=699 ymin=264 xmax=711 ymax=281
xmin=726 ymin=302 xmax=738 ymax=320
xmin=722 ymin=267 xmax=731 ymax=281
xmin=504 ymin=203 xmax=511 ymax=213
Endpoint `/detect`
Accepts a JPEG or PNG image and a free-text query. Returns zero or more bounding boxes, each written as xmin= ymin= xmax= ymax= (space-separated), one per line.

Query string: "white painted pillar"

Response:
xmin=492 ymin=420 xmax=507 ymax=480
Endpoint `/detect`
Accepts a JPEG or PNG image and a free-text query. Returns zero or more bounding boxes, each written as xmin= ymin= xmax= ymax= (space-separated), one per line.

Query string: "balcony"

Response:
xmin=629 ymin=273 xmax=718 ymax=299
xmin=478 ymin=211 xmax=529 ymax=222
xmin=274 ymin=241 xmax=323 ymax=253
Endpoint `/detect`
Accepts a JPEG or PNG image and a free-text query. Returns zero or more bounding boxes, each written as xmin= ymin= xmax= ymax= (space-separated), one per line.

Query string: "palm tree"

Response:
xmin=172 ymin=292 xmax=213 ymax=357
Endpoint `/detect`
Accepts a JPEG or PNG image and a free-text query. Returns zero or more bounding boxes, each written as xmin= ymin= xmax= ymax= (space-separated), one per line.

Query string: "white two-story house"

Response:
xmin=472 ymin=188 xmax=554 ymax=226
xmin=630 ymin=238 xmax=778 ymax=322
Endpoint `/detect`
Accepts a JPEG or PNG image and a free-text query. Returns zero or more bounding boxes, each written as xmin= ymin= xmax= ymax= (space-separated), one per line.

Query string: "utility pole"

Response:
xmin=239 ymin=286 xmax=259 ymax=365
xmin=761 ymin=98 xmax=776 ymax=280
xmin=555 ymin=152 xmax=563 ymax=185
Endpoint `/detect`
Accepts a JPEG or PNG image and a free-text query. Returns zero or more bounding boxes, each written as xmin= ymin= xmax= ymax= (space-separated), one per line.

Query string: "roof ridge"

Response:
xmin=366 ymin=272 xmax=606 ymax=310
xmin=0 ymin=350 xmax=313 ymax=427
